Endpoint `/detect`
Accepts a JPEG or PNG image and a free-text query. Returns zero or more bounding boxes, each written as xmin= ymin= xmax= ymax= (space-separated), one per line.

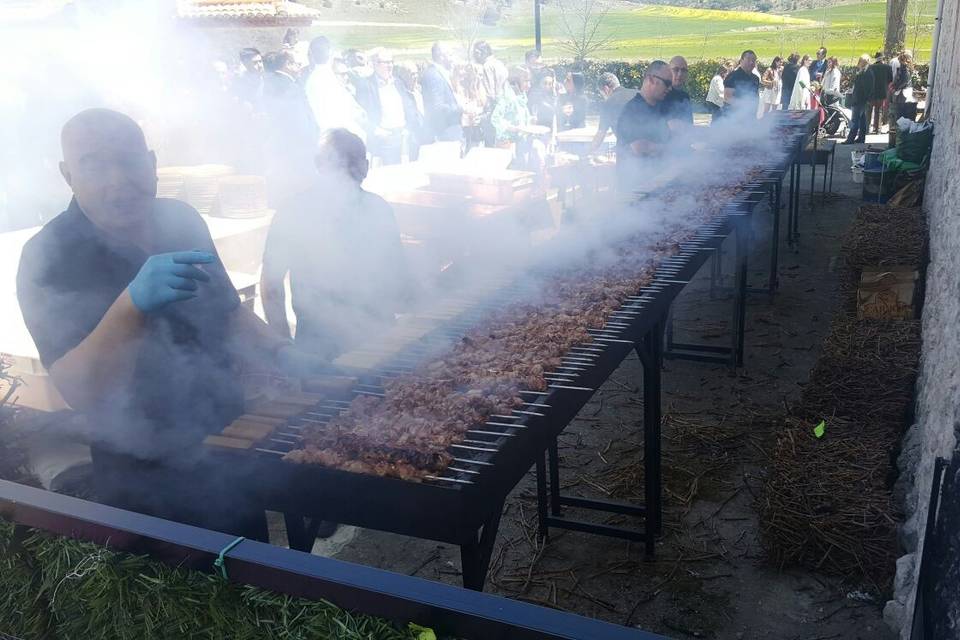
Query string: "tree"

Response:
xmin=884 ymin=0 xmax=909 ymax=55
xmin=442 ymin=0 xmax=495 ymax=60
xmin=555 ymin=0 xmax=615 ymax=64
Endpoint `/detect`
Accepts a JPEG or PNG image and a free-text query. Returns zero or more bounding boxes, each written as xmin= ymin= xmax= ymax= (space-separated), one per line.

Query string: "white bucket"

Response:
xmin=852 ymin=166 xmax=864 ymax=184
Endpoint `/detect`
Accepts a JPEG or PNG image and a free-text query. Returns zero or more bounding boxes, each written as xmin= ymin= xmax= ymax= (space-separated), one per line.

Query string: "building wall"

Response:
xmin=884 ymin=0 xmax=960 ymax=635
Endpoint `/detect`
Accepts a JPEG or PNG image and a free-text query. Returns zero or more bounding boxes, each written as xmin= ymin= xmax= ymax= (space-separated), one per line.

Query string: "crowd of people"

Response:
xmin=702 ymin=46 xmax=918 ymax=144
xmin=12 ymin=26 xmax=924 ymax=544
xmin=226 ymin=33 xmax=920 ymax=188
xmin=227 ymin=33 xmax=603 ymax=190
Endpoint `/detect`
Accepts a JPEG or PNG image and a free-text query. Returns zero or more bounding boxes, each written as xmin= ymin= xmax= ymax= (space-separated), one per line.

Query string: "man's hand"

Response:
xmin=128 ymin=251 xmax=214 ymax=314
xmin=276 ymin=345 xmax=339 ymax=379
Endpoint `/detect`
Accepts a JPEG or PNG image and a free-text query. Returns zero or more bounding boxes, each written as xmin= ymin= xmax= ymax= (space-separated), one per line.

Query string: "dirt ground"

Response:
xmin=283 ymin=138 xmax=897 ymax=640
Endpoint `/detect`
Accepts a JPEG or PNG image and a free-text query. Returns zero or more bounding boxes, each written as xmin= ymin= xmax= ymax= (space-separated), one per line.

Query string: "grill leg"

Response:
xmin=732 ymin=218 xmax=748 ymax=368
xmin=460 ymin=505 xmax=504 ymax=591
xmin=636 ymin=323 xmax=663 ymax=552
xmin=793 ymin=158 xmax=801 ymax=244
xmin=709 ymin=246 xmax=724 ymax=298
xmin=809 ymin=135 xmax=817 ymax=209
xmin=829 ymin=149 xmax=836 ymax=193
xmin=788 ymin=161 xmax=797 ymax=249
xmin=548 ymin=440 xmax=562 ymax=516
xmin=665 ymin=303 xmax=676 ymax=352
xmin=284 ymin=513 xmax=312 ymax=552
xmin=768 ymin=177 xmax=782 ymax=293
xmin=822 ymin=153 xmax=828 ymax=195
xmin=535 ymin=452 xmax=549 ymax=541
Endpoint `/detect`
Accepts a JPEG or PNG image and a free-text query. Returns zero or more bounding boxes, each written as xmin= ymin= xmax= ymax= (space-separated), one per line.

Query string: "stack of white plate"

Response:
xmin=156 ymin=167 xmax=185 ymax=200
xmin=216 ymin=175 xmax=270 ymax=218
xmin=180 ymin=164 xmax=234 ymax=215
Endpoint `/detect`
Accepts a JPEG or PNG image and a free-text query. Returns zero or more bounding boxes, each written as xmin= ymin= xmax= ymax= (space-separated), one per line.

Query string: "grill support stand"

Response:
xmin=534 ymin=322 xmax=663 ymax=555
xmin=665 ymin=214 xmax=750 ymax=368
xmin=768 ymin=175 xmax=783 ymax=293
xmin=711 ymin=176 xmax=783 ymax=298
xmin=460 ymin=505 xmax=505 ymax=591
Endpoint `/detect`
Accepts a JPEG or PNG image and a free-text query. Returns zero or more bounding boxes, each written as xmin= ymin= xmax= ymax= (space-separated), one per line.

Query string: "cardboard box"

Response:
xmin=857 ymin=267 xmax=919 ymax=320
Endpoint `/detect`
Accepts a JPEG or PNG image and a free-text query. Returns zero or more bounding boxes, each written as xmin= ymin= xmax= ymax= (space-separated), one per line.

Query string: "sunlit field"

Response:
xmin=301 ymin=0 xmax=936 ymax=64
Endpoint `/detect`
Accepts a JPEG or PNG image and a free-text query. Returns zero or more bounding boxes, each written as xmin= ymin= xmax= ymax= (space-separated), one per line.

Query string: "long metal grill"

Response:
xmin=205 ymin=111 xmax=819 ymax=590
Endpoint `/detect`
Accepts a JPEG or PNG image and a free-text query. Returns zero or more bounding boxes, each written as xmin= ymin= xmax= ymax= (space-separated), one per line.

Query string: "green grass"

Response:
xmin=301 ymin=0 xmax=935 ymax=65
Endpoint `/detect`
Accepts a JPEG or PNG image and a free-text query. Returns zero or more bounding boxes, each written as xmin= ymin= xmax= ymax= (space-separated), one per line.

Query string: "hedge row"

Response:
xmin=0 ymin=520 xmax=427 ymax=640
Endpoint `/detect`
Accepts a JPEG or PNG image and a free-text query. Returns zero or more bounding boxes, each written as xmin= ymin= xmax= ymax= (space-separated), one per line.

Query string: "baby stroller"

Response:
xmin=818 ymin=93 xmax=850 ymax=139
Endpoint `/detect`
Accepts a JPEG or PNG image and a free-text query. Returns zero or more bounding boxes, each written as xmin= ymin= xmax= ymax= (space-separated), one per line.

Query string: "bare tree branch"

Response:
xmin=555 ymin=0 xmax=614 ymax=63
xmin=442 ymin=0 xmax=488 ymax=61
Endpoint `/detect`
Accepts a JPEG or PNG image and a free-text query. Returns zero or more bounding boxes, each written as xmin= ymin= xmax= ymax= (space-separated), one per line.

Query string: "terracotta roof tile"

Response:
xmin=176 ymin=0 xmax=321 ymax=24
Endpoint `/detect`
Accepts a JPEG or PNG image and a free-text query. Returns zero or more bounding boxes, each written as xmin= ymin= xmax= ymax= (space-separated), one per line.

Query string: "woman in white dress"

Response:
xmin=760 ymin=56 xmax=783 ymax=115
xmin=820 ymin=57 xmax=842 ymax=106
xmin=789 ymin=54 xmax=812 ymax=110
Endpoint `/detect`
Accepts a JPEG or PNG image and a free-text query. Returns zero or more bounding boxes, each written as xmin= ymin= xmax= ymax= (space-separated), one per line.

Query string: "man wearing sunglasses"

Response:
xmin=661 ymin=55 xmax=693 ymax=132
xmin=615 ymin=60 xmax=673 ymax=188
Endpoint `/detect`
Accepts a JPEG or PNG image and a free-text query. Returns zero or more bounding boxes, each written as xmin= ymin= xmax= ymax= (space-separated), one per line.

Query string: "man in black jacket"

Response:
xmin=261 ymin=50 xmax=317 ymax=205
xmin=420 ymin=42 xmax=463 ymax=143
xmin=355 ymin=48 xmax=408 ymax=165
xmin=868 ymin=52 xmax=893 ymax=134
xmin=845 ymin=55 xmax=873 ymax=144
xmin=661 ymin=55 xmax=693 ymax=131
xmin=780 ymin=53 xmax=800 ymax=110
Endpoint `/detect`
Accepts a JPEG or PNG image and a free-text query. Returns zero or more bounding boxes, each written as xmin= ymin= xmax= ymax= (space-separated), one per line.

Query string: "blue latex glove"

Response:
xmin=128 ymin=251 xmax=215 ymax=314
xmin=275 ymin=345 xmax=340 ymax=379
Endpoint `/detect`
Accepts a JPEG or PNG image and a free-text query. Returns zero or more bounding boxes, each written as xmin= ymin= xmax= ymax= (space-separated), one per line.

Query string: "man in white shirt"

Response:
xmin=473 ymin=40 xmax=508 ymax=103
xmin=303 ymin=36 xmax=367 ymax=142
xmin=356 ymin=48 xmax=407 ymax=165
xmin=705 ymin=63 xmax=730 ymax=122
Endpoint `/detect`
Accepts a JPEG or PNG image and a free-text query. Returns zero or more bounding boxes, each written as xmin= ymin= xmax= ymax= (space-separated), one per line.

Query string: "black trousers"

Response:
xmin=705 ymin=102 xmax=721 ymax=123
xmin=90 ymin=447 xmax=269 ymax=541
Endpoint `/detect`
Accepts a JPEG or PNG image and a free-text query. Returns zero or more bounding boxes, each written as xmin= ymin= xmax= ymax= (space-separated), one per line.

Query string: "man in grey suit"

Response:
xmin=420 ymin=42 xmax=463 ymax=144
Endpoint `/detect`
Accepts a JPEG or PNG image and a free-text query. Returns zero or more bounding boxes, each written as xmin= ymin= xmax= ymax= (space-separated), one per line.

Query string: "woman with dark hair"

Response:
xmin=891 ymin=50 xmax=917 ymax=122
xmin=490 ymin=66 xmax=546 ymax=173
xmin=821 ymin=56 xmax=842 ymax=106
xmin=760 ymin=56 xmax=783 ymax=115
xmin=780 ymin=52 xmax=801 ymax=110
xmin=528 ymin=68 xmax=558 ymax=131
xmin=453 ymin=62 xmax=487 ymax=150
xmin=558 ymin=71 xmax=587 ymax=130
xmin=789 ymin=54 xmax=813 ymax=110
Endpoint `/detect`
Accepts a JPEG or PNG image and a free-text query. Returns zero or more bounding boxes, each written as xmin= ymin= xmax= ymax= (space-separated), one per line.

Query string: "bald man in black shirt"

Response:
xmin=615 ymin=60 xmax=673 ymax=189
xmin=17 ymin=108 xmax=333 ymax=538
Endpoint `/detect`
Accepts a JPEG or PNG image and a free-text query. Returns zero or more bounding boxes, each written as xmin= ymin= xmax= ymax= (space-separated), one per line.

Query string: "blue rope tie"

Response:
xmin=213 ymin=536 xmax=246 ymax=580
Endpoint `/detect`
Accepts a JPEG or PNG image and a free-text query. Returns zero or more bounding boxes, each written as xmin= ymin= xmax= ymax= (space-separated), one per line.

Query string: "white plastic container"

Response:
xmin=852 ymin=166 xmax=864 ymax=184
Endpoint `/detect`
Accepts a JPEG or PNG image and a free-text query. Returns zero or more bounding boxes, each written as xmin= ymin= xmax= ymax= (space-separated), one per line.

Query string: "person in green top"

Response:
xmin=490 ymin=65 xmax=532 ymax=145
xmin=490 ymin=66 xmax=547 ymax=175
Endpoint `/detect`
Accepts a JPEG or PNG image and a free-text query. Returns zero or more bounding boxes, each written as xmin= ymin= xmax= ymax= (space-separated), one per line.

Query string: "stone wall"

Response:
xmin=883 ymin=0 xmax=960 ymax=635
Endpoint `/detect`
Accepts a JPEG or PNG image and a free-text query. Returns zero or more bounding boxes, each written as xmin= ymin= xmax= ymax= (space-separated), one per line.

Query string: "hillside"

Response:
xmin=296 ymin=0 xmax=936 ymax=63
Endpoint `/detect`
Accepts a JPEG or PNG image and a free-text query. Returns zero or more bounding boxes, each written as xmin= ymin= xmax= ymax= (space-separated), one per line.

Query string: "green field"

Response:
xmin=302 ymin=0 xmax=936 ymax=65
